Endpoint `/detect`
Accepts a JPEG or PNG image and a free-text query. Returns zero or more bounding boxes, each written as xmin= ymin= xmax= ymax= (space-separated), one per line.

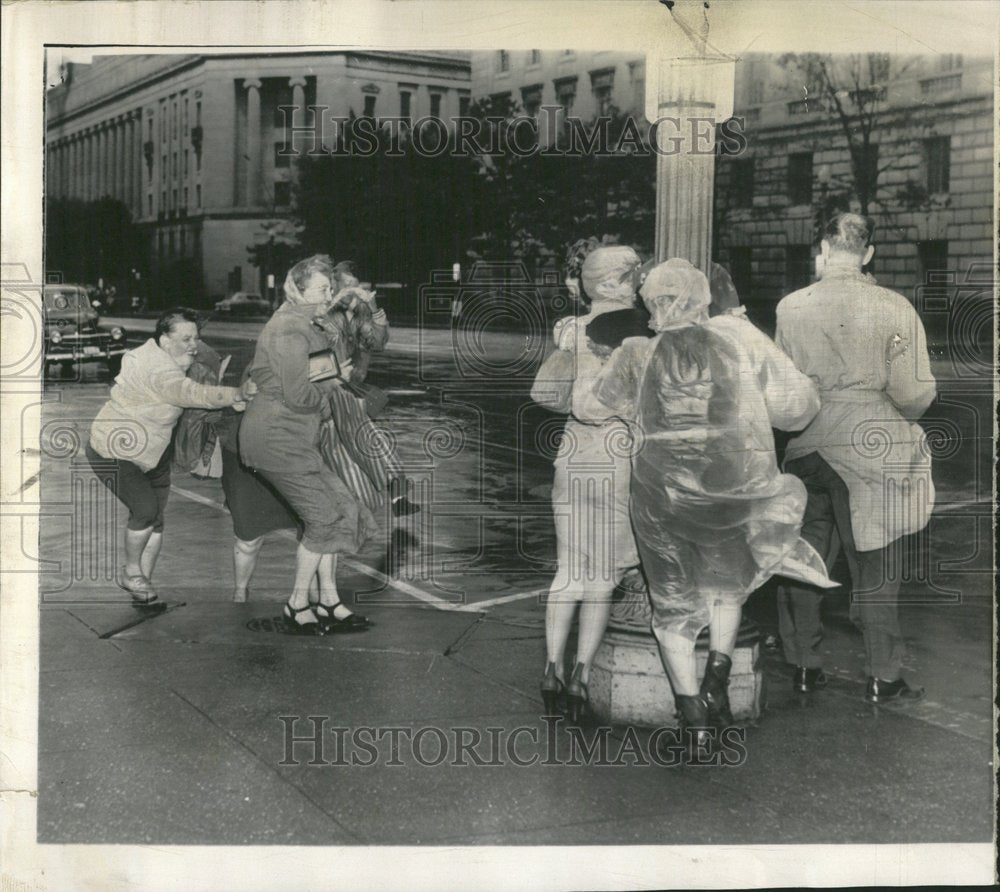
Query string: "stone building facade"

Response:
xmin=713 ymin=53 xmax=994 ymax=333
xmin=45 ymin=51 xmax=470 ymax=303
xmin=471 ymin=50 xmax=993 ymax=333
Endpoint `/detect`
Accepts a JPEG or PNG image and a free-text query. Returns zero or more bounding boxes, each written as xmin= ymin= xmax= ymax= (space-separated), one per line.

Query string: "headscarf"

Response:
xmin=580 ymin=245 xmax=642 ymax=302
xmin=639 ymin=258 xmax=711 ymax=330
xmin=283 ymin=254 xmax=334 ymax=306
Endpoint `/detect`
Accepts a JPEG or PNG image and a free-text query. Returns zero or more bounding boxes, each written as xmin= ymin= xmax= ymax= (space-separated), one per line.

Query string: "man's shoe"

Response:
xmin=391 ymin=496 xmax=421 ymax=518
xmin=793 ymin=666 xmax=828 ymax=693
xmin=865 ymin=676 xmax=925 ymax=704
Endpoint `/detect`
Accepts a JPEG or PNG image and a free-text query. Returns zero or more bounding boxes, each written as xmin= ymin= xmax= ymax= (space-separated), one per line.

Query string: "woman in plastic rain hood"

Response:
xmin=574 ymin=258 xmax=837 ymax=755
xmin=533 ymin=244 xmax=650 ymax=724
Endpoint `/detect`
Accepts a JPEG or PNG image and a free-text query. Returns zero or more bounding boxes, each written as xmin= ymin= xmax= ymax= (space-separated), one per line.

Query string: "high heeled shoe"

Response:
xmin=674 ymin=694 xmax=714 ymax=763
xmin=282 ymin=602 xmax=320 ymax=635
xmin=700 ymin=651 xmax=735 ymax=730
xmin=565 ymin=662 xmax=591 ymax=725
xmin=540 ymin=661 xmax=566 ymax=716
xmin=314 ymin=600 xmax=371 ymax=633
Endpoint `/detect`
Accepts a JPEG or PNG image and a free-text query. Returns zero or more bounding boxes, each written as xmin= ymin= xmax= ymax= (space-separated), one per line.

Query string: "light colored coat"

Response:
xmin=89 ymin=338 xmax=239 ymax=471
xmin=775 ymin=265 xmax=937 ymax=551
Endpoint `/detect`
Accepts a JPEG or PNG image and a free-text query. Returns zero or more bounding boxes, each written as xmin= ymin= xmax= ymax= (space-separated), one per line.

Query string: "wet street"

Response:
xmin=30 ymin=317 xmax=995 ymax=846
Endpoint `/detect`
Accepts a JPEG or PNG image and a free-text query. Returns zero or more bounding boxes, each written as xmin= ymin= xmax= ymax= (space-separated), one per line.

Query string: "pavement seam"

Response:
xmin=167 ymin=687 xmax=366 ymax=844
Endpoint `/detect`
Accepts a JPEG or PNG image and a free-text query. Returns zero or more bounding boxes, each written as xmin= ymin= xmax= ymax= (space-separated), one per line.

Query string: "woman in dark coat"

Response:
xmin=240 ymin=255 xmax=377 ymax=633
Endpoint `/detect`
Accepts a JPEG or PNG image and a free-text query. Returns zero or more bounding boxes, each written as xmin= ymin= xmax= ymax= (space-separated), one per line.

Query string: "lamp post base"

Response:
xmin=588 ymin=569 xmax=766 ymax=728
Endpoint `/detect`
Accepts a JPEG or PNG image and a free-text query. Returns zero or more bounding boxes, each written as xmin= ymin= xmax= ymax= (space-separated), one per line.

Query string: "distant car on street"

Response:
xmin=43 ymin=284 xmax=128 ymax=378
xmin=214 ymin=291 xmax=272 ymax=316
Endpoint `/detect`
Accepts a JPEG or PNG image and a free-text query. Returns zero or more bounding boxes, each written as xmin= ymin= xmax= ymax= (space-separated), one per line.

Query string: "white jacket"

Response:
xmin=89 ymin=338 xmax=239 ymax=471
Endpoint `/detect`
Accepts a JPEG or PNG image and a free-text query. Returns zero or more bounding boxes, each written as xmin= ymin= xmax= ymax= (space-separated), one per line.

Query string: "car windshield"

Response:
xmin=44 ymin=289 xmax=85 ymax=311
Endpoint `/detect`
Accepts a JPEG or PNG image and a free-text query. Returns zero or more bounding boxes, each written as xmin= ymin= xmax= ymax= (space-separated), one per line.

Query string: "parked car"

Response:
xmin=213 ymin=291 xmax=272 ymax=315
xmin=43 ymin=284 xmax=128 ymax=378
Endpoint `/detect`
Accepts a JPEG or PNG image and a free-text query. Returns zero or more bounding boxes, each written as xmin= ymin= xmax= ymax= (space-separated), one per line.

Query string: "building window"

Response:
xmin=521 ymin=84 xmax=543 ymax=118
xmin=939 ymin=53 xmax=963 ymax=71
xmin=590 ymin=68 xmax=615 ymax=115
xmin=273 ymin=84 xmax=293 ymax=130
xmin=730 ymin=158 xmax=754 ymax=208
xmin=196 ymin=184 xmax=201 ymax=207
xmin=923 ymin=136 xmax=950 ymax=194
xmin=274 ymin=180 xmax=291 ymax=206
xmin=196 ymin=100 xmax=202 ymax=127
xmin=429 ymin=93 xmax=442 ymax=119
xmin=554 ymin=76 xmax=577 ymax=116
xmin=497 ymin=50 xmax=510 ymax=73
xmin=184 ymin=149 xmax=189 ymax=178
xmin=459 ymin=95 xmax=470 ymax=117
xmin=917 ymin=240 xmax=949 ymax=288
xmin=728 ymin=247 xmax=753 ymax=301
xmin=853 ymin=143 xmax=878 ymax=191
xmin=147 ymin=117 xmax=153 ymax=140
xmin=161 ymin=155 xmax=167 ymax=183
xmin=172 ymin=188 xmax=177 ymax=210
xmin=172 ymin=151 xmax=178 ymax=178
xmin=787 ymin=152 xmax=813 ymax=205
xmin=160 ymin=191 xmax=166 ymax=215
xmin=785 ymin=245 xmax=813 ymax=292
xmin=869 ymin=53 xmax=890 ymax=84
xmin=363 ymin=94 xmax=377 ymax=117
xmin=173 ymin=101 xmax=178 ymax=139
xmin=274 ymin=141 xmax=291 ymax=168
xmin=399 ymin=90 xmax=412 ymax=122
xmin=747 ymin=78 xmax=764 ymax=105
xmin=629 ymin=62 xmax=645 ymax=113
xmin=528 ymin=49 xmax=541 ymax=66
xmin=183 ymin=96 xmax=189 ymax=135
xmin=183 ymin=186 xmax=189 ymax=208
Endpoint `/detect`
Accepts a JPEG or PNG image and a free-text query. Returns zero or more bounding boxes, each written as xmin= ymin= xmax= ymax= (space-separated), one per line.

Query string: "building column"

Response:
xmin=83 ymin=129 xmax=92 ymax=200
xmin=289 ymin=75 xmax=306 ymax=154
xmin=98 ymin=124 xmax=108 ymax=199
xmin=133 ymin=111 xmax=144 ymax=217
xmin=650 ymin=54 xmax=735 ymax=273
xmin=68 ymin=137 xmax=77 ymax=199
xmin=244 ymin=78 xmax=262 ymax=207
xmin=112 ymin=119 xmax=122 ymax=200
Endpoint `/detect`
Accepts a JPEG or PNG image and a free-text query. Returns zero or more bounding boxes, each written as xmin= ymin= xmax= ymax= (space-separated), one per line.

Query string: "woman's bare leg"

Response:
xmin=233 ymin=536 xmax=264 ymax=602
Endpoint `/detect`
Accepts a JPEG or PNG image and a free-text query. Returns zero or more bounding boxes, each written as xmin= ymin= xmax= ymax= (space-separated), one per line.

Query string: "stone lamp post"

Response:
xmin=587 ymin=37 xmax=766 ymax=728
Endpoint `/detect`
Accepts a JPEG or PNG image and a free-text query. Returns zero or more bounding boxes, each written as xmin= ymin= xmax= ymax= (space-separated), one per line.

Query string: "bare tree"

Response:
xmin=779 ymin=52 xmax=938 ymax=229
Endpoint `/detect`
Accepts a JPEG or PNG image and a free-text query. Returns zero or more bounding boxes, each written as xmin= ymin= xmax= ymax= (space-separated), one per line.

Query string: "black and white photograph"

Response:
xmin=1 ymin=1 xmax=996 ymax=888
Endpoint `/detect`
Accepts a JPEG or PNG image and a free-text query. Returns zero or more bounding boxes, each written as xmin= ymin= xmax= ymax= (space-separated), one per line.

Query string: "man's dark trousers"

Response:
xmin=777 ymin=451 xmax=907 ymax=681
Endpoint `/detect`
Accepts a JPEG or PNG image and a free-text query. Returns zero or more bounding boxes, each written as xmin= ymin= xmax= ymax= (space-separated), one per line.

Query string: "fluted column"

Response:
xmin=244 ymin=78 xmax=262 ymax=207
xmin=83 ymin=129 xmax=92 ymax=200
xmin=649 ymin=55 xmax=735 ymax=273
xmin=98 ymin=124 xmax=108 ymax=199
xmin=69 ymin=137 xmax=77 ymax=199
xmin=111 ymin=120 xmax=121 ymax=200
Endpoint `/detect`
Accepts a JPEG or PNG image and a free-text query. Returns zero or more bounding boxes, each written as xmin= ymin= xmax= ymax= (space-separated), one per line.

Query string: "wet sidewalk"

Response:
xmin=37 ymin=493 xmax=994 ymax=846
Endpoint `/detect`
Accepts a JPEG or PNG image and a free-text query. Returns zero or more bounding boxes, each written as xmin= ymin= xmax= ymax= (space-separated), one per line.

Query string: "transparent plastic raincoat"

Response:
xmin=578 ymin=259 xmax=837 ymax=640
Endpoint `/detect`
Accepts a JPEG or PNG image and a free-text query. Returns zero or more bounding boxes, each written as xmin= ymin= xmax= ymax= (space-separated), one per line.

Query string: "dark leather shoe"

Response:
xmin=865 ymin=676 xmax=925 ymax=704
xmin=793 ymin=666 xmax=828 ymax=693
xmin=391 ymin=496 xmax=421 ymax=517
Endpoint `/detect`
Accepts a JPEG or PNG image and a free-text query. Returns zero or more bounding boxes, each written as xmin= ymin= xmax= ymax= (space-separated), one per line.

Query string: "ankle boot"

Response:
xmin=540 ymin=661 xmax=565 ymax=716
xmin=565 ymin=662 xmax=590 ymax=725
xmin=674 ymin=694 xmax=714 ymax=763
xmin=700 ymin=651 xmax=734 ymax=730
